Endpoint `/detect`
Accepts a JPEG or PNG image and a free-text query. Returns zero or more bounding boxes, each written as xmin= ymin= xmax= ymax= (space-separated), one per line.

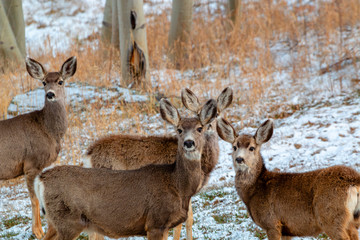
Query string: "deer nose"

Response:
xmin=236 ymin=157 xmax=244 ymax=164
xmin=46 ymin=92 xmax=55 ymax=100
xmin=184 ymin=140 xmax=195 ymax=149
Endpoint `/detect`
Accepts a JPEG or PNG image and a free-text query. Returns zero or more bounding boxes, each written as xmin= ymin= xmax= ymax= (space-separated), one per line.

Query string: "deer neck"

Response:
xmin=43 ymin=99 xmax=68 ymax=141
xmin=202 ymin=130 xmax=219 ymax=174
xmin=174 ymin=150 xmax=203 ymax=200
xmin=235 ymin=156 xmax=267 ymax=205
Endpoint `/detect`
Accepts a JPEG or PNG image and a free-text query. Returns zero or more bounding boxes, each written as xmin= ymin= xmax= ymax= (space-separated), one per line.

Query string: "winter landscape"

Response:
xmin=1 ymin=0 xmax=360 ymax=239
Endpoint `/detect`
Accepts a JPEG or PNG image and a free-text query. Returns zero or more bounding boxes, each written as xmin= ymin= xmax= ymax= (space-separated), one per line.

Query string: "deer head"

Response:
xmin=160 ymin=98 xmax=217 ymax=161
xmin=216 ymin=118 xmax=273 ymax=174
xmin=26 ymin=56 xmax=77 ymax=103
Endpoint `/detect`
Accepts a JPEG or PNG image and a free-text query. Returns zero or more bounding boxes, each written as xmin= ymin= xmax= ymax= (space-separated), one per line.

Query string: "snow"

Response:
xmin=1 ymin=0 xmax=360 ymax=239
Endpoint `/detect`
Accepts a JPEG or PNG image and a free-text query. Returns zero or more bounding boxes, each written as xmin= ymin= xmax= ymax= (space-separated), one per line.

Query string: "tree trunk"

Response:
xmin=117 ymin=0 xmax=149 ymax=90
xmin=228 ymin=0 xmax=241 ymax=27
xmin=101 ymin=0 xmax=112 ymax=45
xmin=0 ymin=1 xmax=24 ymax=67
xmin=168 ymin=0 xmax=193 ymax=69
xmin=2 ymin=0 xmax=25 ymax=57
xmin=111 ymin=0 xmax=120 ymax=48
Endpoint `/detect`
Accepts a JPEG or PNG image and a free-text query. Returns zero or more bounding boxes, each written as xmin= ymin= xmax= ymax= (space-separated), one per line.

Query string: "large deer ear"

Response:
xmin=199 ymin=99 xmax=217 ymax=126
xmin=60 ymin=56 xmax=77 ymax=80
xmin=181 ymin=88 xmax=200 ymax=113
xmin=254 ymin=119 xmax=274 ymax=145
xmin=217 ymin=87 xmax=233 ymax=114
xmin=160 ymin=98 xmax=181 ymax=126
xmin=216 ymin=117 xmax=237 ymax=143
xmin=26 ymin=58 xmax=47 ymax=80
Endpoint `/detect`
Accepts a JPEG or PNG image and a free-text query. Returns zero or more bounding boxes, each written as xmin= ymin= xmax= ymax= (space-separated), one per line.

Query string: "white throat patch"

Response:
xmin=185 ymin=150 xmax=201 ymax=161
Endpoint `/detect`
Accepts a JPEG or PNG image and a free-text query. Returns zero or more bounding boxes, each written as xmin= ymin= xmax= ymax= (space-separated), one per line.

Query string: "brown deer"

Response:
xmin=84 ymin=87 xmax=233 ymax=240
xmin=216 ymin=117 xmax=360 ymax=240
xmin=34 ymin=98 xmax=217 ymax=240
xmin=0 ymin=57 xmax=76 ymax=239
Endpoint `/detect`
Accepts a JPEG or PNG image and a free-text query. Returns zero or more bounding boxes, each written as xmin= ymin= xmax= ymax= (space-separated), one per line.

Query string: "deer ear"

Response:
xmin=60 ymin=56 xmax=77 ymax=80
xmin=254 ymin=119 xmax=274 ymax=145
xmin=199 ymin=99 xmax=217 ymax=126
xmin=217 ymin=87 xmax=233 ymax=114
xmin=26 ymin=58 xmax=47 ymax=80
xmin=181 ymin=88 xmax=200 ymax=113
xmin=216 ymin=117 xmax=237 ymax=143
xmin=160 ymin=98 xmax=180 ymax=126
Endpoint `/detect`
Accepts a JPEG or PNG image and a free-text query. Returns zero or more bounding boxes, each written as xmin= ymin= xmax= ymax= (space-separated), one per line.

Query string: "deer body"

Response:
xmin=0 ymin=57 xmax=76 ymax=239
xmin=84 ymin=88 xmax=232 ymax=240
xmin=237 ymin=164 xmax=360 ymax=238
xmin=217 ymin=118 xmax=360 ymax=240
xmin=35 ymin=98 xmax=218 ymax=240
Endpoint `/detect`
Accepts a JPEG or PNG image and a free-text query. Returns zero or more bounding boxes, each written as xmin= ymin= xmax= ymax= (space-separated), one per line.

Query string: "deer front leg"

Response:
xmin=185 ymin=202 xmax=193 ymax=240
xmin=173 ymin=224 xmax=182 ymax=240
xmin=88 ymin=232 xmax=105 ymax=240
xmin=25 ymin=168 xmax=44 ymax=239
xmin=163 ymin=230 xmax=169 ymax=240
xmin=147 ymin=229 xmax=166 ymax=240
xmin=43 ymin=223 xmax=57 ymax=240
xmin=266 ymin=228 xmax=281 ymax=240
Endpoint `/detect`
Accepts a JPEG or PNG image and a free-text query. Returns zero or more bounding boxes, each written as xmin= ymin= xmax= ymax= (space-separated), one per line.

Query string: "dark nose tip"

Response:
xmin=236 ymin=157 xmax=244 ymax=164
xmin=46 ymin=92 xmax=55 ymax=99
xmin=184 ymin=140 xmax=195 ymax=148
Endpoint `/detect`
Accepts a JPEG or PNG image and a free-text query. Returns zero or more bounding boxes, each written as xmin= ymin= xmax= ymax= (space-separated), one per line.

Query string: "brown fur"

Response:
xmin=217 ymin=118 xmax=360 ymax=240
xmin=0 ymin=57 xmax=76 ymax=239
xmin=84 ymin=88 xmax=232 ymax=240
xmin=86 ymin=135 xmax=178 ymax=169
xmin=35 ymin=99 xmax=217 ymax=240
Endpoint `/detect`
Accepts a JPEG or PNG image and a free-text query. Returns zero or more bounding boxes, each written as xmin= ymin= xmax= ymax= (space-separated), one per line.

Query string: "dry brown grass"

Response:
xmin=0 ymin=0 xmax=360 ymax=165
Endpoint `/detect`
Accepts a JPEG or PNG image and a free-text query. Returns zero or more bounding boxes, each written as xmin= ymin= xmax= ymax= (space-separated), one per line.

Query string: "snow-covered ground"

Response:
xmin=1 ymin=89 xmax=360 ymax=240
xmin=1 ymin=0 xmax=360 ymax=239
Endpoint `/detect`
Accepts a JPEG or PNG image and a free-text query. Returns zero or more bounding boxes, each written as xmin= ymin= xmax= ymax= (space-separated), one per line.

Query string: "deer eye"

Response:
xmin=233 ymin=146 xmax=237 ymax=151
xmin=42 ymin=82 xmax=46 ymax=86
xmin=177 ymin=129 xmax=183 ymax=134
xmin=249 ymin=147 xmax=255 ymax=152
xmin=197 ymin=127 xmax=203 ymax=133
xmin=58 ymin=80 xmax=63 ymax=85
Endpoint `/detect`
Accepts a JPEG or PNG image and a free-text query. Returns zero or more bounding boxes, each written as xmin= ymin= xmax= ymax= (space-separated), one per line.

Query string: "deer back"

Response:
xmin=85 ymin=134 xmax=178 ymax=169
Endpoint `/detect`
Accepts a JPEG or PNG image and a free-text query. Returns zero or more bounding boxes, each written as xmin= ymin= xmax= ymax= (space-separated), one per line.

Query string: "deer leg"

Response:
xmin=54 ymin=224 xmax=83 ymax=240
xmin=88 ymin=232 xmax=105 ymax=240
xmin=346 ymin=222 xmax=359 ymax=240
xmin=266 ymin=229 xmax=281 ymax=240
xmin=185 ymin=202 xmax=193 ymax=240
xmin=25 ymin=168 xmax=44 ymax=239
xmin=173 ymin=224 xmax=182 ymax=240
xmin=325 ymin=228 xmax=351 ymax=240
xmin=147 ymin=229 xmax=166 ymax=240
xmin=43 ymin=223 xmax=57 ymax=240
xmin=281 ymin=237 xmax=292 ymax=240
xmin=163 ymin=230 xmax=169 ymax=240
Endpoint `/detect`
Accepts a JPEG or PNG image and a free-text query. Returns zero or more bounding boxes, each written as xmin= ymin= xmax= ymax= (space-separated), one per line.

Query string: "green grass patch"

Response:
xmin=3 ymin=215 xmax=31 ymax=229
xmin=212 ymin=213 xmax=232 ymax=224
xmin=0 ymin=231 xmax=19 ymax=239
xmin=199 ymin=189 xmax=228 ymax=202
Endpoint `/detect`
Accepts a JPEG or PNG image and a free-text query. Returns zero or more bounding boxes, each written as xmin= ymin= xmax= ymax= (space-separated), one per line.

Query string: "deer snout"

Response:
xmin=184 ymin=140 xmax=195 ymax=149
xmin=46 ymin=91 xmax=55 ymax=101
xmin=235 ymin=157 xmax=244 ymax=164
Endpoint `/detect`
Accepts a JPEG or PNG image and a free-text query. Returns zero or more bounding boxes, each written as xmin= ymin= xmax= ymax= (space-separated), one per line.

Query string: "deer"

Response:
xmin=34 ymin=98 xmax=218 ymax=240
xmin=0 ymin=56 xmax=76 ymax=239
xmin=216 ymin=117 xmax=360 ymax=240
xmin=83 ymin=87 xmax=233 ymax=240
